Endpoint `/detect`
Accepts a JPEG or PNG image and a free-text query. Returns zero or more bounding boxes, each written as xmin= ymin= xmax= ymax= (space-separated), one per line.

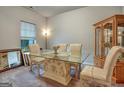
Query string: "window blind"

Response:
xmin=20 ymin=21 xmax=36 ymax=38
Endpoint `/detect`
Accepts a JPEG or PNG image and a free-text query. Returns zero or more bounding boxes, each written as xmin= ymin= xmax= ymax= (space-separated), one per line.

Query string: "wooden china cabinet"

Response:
xmin=93 ymin=15 xmax=124 ymax=83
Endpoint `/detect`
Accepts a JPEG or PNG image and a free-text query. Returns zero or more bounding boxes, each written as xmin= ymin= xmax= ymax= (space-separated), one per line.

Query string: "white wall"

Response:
xmin=122 ymin=6 xmax=124 ymax=13
xmin=0 ymin=7 xmax=46 ymax=50
xmin=48 ymin=6 xmax=122 ymax=52
xmin=0 ymin=6 xmax=123 ymax=51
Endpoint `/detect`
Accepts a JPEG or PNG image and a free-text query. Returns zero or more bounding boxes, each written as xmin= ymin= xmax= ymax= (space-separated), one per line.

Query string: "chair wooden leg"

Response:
xmin=37 ymin=64 xmax=41 ymax=77
xmin=78 ymin=64 xmax=81 ymax=79
xmin=30 ymin=63 xmax=33 ymax=71
xmin=74 ymin=64 xmax=78 ymax=80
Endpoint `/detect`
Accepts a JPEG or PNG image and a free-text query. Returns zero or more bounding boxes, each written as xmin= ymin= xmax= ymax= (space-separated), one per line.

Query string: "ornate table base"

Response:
xmin=43 ymin=59 xmax=72 ymax=85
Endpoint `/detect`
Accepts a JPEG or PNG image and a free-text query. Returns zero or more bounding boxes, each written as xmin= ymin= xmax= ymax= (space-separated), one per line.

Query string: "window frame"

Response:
xmin=20 ymin=20 xmax=37 ymax=52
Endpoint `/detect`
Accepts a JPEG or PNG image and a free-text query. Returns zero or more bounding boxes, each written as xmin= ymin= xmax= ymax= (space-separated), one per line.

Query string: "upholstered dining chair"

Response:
xmin=29 ymin=44 xmax=45 ymax=77
xmin=69 ymin=44 xmax=82 ymax=57
xmin=80 ymin=46 xmax=124 ymax=87
xmin=69 ymin=43 xmax=82 ymax=79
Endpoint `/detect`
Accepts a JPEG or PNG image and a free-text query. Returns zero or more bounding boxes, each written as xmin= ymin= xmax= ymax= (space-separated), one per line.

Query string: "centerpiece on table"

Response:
xmin=53 ymin=45 xmax=60 ymax=54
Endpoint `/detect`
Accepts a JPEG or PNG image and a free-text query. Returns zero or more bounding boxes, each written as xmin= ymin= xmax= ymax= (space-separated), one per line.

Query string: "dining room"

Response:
xmin=0 ymin=6 xmax=124 ymax=87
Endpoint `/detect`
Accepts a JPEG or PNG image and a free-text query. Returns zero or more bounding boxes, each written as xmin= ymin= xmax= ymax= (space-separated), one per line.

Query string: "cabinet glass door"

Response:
xmin=95 ymin=27 xmax=102 ymax=57
xmin=117 ymin=22 xmax=124 ymax=59
xmin=103 ymin=23 xmax=112 ymax=57
xmin=117 ymin=23 xmax=124 ymax=47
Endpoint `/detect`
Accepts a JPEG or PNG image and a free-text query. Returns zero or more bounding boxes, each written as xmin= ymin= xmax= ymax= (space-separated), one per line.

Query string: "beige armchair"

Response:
xmin=80 ymin=46 xmax=124 ymax=87
xmin=29 ymin=44 xmax=45 ymax=76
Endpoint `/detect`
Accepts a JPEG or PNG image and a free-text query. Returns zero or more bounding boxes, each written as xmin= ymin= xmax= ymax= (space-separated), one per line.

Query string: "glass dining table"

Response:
xmin=30 ymin=49 xmax=82 ymax=85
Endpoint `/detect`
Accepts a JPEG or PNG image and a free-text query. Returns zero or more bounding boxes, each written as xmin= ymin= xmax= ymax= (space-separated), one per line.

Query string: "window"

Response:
xmin=20 ymin=21 xmax=36 ymax=51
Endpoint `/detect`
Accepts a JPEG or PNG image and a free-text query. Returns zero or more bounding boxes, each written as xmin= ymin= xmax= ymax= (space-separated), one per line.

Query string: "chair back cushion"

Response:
xmin=69 ymin=44 xmax=82 ymax=57
xmin=29 ymin=44 xmax=41 ymax=55
xmin=104 ymin=46 xmax=123 ymax=82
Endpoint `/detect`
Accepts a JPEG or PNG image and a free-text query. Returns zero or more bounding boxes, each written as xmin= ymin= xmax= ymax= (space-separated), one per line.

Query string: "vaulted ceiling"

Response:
xmin=25 ymin=6 xmax=85 ymax=17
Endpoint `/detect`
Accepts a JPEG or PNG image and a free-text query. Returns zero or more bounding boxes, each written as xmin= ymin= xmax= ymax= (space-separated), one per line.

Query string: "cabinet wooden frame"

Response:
xmin=93 ymin=15 xmax=124 ymax=83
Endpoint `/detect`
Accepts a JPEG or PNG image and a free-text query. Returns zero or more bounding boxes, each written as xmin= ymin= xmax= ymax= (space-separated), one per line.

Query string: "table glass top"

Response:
xmin=30 ymin=50 xmax=82 ymax=64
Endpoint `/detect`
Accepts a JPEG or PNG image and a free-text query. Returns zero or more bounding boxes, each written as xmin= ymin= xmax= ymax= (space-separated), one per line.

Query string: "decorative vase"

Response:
xmin=53 ymin=45 xmax=60 ymax=54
